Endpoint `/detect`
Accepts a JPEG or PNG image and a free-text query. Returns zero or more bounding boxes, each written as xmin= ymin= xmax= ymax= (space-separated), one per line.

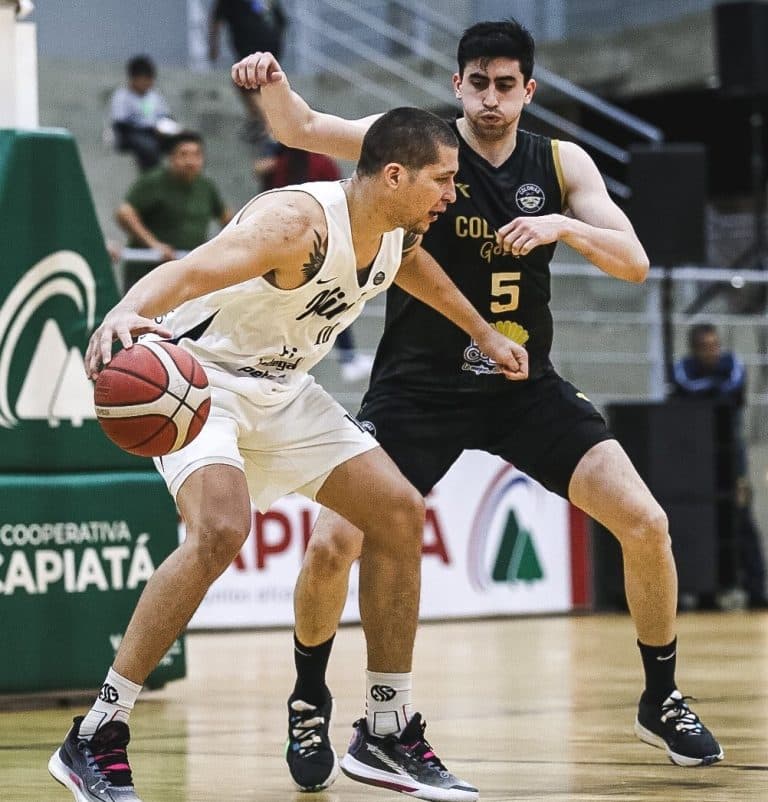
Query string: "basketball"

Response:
xmin=93 ymin=341 xmax=211 ymax=457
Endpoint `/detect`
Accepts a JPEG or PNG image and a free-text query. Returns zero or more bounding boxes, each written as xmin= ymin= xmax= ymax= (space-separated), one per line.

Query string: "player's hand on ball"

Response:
xmin=85 ymin=309 xmax=172 ymax=379
xmin=231 ymin=51 xmax=286 ymax=90
xmin=476 ymin=329 xmax=529 ymax=381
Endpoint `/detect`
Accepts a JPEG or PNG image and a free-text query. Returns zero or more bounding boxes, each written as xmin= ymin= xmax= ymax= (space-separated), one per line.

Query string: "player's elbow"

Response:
xmin=628 ymin=254 xmax=650 ymax=283
xmin=272 ymin=125 xmax=302 ymax=149
xmin=271 ymin=109 xmax=315 ymax=149
xmin=621 ymin=247 xmax=649 ymax=283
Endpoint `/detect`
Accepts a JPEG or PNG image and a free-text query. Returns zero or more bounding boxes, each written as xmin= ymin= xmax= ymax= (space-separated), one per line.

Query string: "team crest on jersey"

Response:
xmin=462 ymin=320 xmax=529 ymax=375
xmin=462 ymin=340 xmax=499 ymax=375
xmin=515 ymin=183 xmax=545 ymax=214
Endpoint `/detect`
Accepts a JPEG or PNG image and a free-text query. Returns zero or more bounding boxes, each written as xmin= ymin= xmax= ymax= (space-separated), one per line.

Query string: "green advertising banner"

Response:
xmin=0 ymin=472 xmax=185 ymax=692
xmin=0 ymin=129 xmax=144 ymax=471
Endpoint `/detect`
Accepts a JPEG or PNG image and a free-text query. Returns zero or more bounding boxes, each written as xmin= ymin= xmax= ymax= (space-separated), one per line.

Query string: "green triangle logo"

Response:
xmin=491 ymin=510 xmax=544 ymax=583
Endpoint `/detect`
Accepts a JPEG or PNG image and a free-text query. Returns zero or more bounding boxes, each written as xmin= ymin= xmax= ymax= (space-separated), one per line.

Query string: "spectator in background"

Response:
xmin=672 ymin=322 xmax=768 ymax=609
xmin=110 ymin=55 xmax=181 ymax=171
xmin=115 ymin=131 xmax=233 ymax=293
xmin=208 ymin=0 xmax=288 ymax=146
xmin=257 ymin=143 xmax=374 ymax=383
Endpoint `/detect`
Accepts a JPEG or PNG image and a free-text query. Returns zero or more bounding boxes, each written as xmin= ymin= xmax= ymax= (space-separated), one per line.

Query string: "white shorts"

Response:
xmin=153 ymin=370 xmax=377 ymax=511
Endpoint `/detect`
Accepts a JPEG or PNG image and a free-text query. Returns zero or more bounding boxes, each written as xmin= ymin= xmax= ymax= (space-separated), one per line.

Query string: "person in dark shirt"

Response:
xmin=208 ymin=0 xmax=288 ymax=144
xmin=672 ymin=322 xmax=768 ymax=610
xmin=233 ymin=20 xmax=723 ymax=795
xmin=116 ymin=131 xmax=233 ymax=292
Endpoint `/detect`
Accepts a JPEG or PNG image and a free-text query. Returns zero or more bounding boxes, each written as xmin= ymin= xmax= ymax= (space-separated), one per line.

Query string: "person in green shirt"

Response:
xmin=116 ymin=131 xmax=233 ymax=292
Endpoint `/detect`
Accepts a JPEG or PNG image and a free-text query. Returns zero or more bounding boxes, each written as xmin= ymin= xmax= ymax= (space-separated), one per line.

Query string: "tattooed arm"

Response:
xmin=86 ymin=191 xmax=328 ymax=374
xmin=301 ymin=229 xmax=328 ymax=282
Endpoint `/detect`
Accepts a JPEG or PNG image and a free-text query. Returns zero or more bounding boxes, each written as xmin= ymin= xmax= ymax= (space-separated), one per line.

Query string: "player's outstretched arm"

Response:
xmin=230 ymin=50 xmax=379 ymax=160
xmin=495 ymin=142 xmax=649 ymax=283
xmin=395 ymin=244 xmax=528 ymax=381
xmin=85 ymin=194 xmax=322 ymax=377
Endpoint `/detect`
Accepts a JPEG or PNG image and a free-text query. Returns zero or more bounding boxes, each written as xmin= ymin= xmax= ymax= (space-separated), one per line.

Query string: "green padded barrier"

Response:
xmin=0 ymin=471 xmax=185 ymax=692
xmin=0 ymin=128 xmax=144 ymax=470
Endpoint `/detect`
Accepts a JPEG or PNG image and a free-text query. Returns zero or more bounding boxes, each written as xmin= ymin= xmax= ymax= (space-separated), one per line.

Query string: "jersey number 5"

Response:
xmin=491 ymin=272 xmax=521 ymax=313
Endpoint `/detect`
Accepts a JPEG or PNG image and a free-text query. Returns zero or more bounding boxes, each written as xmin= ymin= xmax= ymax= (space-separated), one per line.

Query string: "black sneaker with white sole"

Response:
xmin=635 ymin=689 xmax=724 ymax=766
xmin=340 ymin=713 xmax=478 ymax=802
xmin=48 ymin=716 xmax=143 ymax=801
xmin=285 ymin=691 xmax=340 ymax=791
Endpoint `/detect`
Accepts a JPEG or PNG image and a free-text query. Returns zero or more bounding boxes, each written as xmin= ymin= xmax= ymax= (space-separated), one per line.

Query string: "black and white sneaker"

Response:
xmin=340 ymin=713 xmax=478 ymax=801
xmin=48 ymin=716 xmax=143 ymax=801
xmin=635 ymin=689 xmax=724 ymax=766
xmin=285 ymin=692 xmax=339 ymax=791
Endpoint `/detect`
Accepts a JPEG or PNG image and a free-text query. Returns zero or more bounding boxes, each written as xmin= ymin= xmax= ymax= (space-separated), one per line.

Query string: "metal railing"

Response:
xmin=293 ymin=0 xmax=663 ymax=198
xmin=340 ymin=263 xmax=768 ymax=411
xmin=115 ymin=249 xmax=768 ymax=443
xmin=120 ymin=247 xmax=188 ymax=262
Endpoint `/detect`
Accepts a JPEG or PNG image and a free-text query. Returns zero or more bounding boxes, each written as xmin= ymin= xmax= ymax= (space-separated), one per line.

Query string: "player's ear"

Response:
xmin=382 ymin=162 xmax=404 ymax=189
xmin=524 ymin=78 xmax=536 ymax=104
xmin=452 ymin=72 xmax=462 ymax=98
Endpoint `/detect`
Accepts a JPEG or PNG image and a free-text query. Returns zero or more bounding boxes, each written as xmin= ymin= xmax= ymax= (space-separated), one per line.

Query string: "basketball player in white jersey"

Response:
xmin=49 ymin=108 xmax=527 ymax=802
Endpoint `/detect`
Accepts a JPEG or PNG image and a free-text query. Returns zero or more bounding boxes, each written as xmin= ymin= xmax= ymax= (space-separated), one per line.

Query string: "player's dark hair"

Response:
xmin=127 ymin=54 xmax=157 ymax=79
xmin=457 ymin=19 xmax=535 ymax=82
xmin=688 ymin=322 xmax=718 ymax=349
xmin=356 ymin=107 xmax=457 ymax=177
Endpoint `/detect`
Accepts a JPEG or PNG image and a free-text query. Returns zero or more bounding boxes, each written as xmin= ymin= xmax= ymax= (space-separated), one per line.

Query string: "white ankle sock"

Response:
xmin=79 ymin=668 xmax=143 ymax=739
xmin=365 ymin=670 xmax=413 ymax=737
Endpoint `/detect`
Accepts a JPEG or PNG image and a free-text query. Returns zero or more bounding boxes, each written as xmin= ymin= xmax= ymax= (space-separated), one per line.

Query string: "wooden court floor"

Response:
xmin=2 ymin=611 xmax=767 ymax=802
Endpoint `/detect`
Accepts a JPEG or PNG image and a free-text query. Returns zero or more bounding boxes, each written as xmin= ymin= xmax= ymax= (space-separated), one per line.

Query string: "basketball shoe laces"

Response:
xmin=290 ymin=700 xmax=328 ymax=757
xmin=399 ymin=715 xmax=448 ymax=772
xmin=660 ymin=695 xmax=704 ymax=735
xmin=81 ymin=726 xmax=133 ymax=787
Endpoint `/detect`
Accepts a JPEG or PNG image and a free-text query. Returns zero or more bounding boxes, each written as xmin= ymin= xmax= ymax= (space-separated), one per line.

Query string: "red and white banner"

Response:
xmin=188 ymin=450 xmax=585 ymax=629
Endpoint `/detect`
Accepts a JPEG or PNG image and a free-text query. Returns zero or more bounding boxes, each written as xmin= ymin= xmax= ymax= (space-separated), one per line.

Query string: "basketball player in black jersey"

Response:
xmin=233 ymin=20 xmax=723 ymax=796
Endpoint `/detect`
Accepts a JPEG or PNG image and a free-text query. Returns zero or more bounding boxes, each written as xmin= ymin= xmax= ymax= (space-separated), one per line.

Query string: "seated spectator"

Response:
xmin=115 ymin=131 xmax=233 ymax=292
xmin=258 ymin=143 xmax=341 ymax=189
xmin=110 ymin=55 xmax=180 ymax=171
xmin=672 ymin=322 xmax=768 ymax=609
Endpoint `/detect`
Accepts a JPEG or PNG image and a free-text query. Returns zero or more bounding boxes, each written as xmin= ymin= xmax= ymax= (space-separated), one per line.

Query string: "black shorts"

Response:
xmin=357 ymin=370 xmax=614 ymax=499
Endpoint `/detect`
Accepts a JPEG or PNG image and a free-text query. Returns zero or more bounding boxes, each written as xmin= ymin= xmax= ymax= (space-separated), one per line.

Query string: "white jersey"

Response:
xmin=161 ymin=181 xmax=404 ymax=397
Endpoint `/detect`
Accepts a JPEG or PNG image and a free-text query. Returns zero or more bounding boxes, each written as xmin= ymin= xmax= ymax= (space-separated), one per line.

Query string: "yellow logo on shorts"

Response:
xmin=491 ymin=320 xmax=529 ymax=346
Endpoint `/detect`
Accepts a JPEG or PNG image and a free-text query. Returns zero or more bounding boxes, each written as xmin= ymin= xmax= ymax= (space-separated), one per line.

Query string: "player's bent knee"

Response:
xmin=620 ymin=505 xmax=670 ymax=552
xmin=184 ymin=514 xmax=251 ymax=575
xmin=306 ymin=532 xmax=360 ymax=574
xmin=381 ymin=483 xmax=425 ymax=539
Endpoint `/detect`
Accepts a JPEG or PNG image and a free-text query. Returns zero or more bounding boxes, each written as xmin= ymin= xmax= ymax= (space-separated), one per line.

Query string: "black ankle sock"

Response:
xmin=292 ymin=633 xmax=335 ymax=706
xmin=638 ymin=637 xmax=677 ymax=704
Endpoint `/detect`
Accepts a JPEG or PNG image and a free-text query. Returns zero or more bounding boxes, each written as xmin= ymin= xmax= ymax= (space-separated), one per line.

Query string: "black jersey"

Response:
xmin=371 ymin=124 xmax=564 ymax=393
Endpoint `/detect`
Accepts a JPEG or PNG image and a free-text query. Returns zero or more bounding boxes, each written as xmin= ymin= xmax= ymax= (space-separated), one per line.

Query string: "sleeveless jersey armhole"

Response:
xmin=551 ymin=139 xmax=566 ymax=211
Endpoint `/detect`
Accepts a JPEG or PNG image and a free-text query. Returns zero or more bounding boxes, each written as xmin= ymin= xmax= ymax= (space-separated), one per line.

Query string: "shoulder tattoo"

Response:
xmin=302 ymin=229 xmax=328 ymax=280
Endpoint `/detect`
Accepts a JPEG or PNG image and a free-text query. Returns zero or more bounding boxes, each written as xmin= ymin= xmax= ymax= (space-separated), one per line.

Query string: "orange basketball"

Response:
xmin=94 ymin=341 xmax=210 ymax=457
